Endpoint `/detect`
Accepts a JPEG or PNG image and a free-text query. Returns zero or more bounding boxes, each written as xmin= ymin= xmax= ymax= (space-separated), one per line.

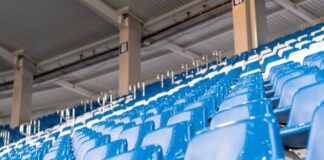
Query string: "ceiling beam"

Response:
xmin=78 ymin=0 xmax=120 ymax=27
xmin=38 ymin=35 xmax=118 ymax=66
xmin=184 ymin=5 xmax=290 ymax=50
xmin=274 ymin=0 xmax=315 ymax=23
xmin=0 ymin=45 xmax=14 ymax=65
xmin=144 ymin=0 xmax=210 ymax=27
xmin=0 ymin=47 xmax=97 ymax=98
xmin=162 ymin=40 xmax=201 ymax=61
xmin=55 ymin=80 xmax=96 ymax=98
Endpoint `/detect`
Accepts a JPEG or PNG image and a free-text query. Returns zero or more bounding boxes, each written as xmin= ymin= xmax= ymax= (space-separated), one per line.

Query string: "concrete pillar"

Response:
xmin=232 ymin=0 xmax=267 ymax=55
xmin=118 ymin=15 xmax=142 ymax=96
xmin=10 ymin=56 xmax=34 ymax=128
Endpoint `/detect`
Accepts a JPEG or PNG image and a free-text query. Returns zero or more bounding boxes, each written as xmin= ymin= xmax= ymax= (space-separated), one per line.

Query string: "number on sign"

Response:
xmin=120 ymin=42 xmax=128 ymax=54
xmin=233 ymin=0 xmax=244 ymax=6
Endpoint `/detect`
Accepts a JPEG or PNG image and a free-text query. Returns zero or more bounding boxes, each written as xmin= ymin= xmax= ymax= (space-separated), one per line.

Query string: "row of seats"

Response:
xmin=1 ymin=20 xmax=324 ymax=160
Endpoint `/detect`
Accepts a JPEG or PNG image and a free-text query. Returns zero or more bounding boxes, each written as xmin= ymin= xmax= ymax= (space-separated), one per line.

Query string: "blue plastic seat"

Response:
xmin=280 ymin=81 xmax=324 ymax=148
xmin=271 ymin=65 xmax=307 ymax=91
xmin=306 ymin=103 xmax=324 ymax=160
xmin=131 ymin=117 xmax=144 ymax=125
xmin=77 ymin=134 xmax=110 ymax=160
xmin=106 ymin=145 xmax=163 ymax=160
xmin=184 ymin=96 xmax=217 ymax=118
xmin=144 ymin=111 xmax=172 ymax=129
xmin=167 ymin=106 xmax=208 ymax=133
xmin=273 ymin=66 xmax=317 ymax=97
xmin=83 ymin=139 xmax=127 ymax=160
xmin=268 ymin=62 xmax=299 ymax=84
xmin=210 ymin=99 xmax=272 ymax=129
xmin=277 ymin=69 xmax=324 ymax=109
xmin=219 ymin=90 xmax=264 ymax=111
xmin=118 ymin=121 xmax=154 ymax=151
xmin=321 ymin=59 xmax=324 ymax=69
xmin=140 ymin=122 xmax=190 ymax=159
xmin=303 ymin=51 xmax=324 ymax=67
xmin=227 ymin=84 xmax=264 ymax=98
xmin=108 ymin=122 xmax=135 ymax=141
xmin=184 ymin=117 xmax=284 ymax=160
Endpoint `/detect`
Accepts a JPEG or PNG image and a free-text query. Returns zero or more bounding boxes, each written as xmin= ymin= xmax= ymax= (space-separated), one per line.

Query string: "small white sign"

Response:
xmin=120 ymin=42 xmax=128 ymax=54
xmin=233 ymin=0 xmax=244 ymax=6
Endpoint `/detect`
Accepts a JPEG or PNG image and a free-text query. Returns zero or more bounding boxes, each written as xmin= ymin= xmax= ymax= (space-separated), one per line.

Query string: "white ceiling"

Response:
xmin=0 ymin=0 xmax=323 ymax=120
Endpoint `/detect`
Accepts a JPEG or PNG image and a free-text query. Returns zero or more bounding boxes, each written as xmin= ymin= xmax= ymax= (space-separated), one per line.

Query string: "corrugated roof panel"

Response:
xmin=104 ymin=0 xmax=195 ymax=22
xmin=300 ymin=0 xmax=324 ymax=18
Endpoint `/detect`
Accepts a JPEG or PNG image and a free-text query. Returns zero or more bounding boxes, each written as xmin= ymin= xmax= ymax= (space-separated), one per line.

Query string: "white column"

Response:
xmin=10 ymin=56 xmax=35 ymax=127
xmin=232 ymin=0 xmax=267 ymax=55
xmin=118 ymin=15 xmax=142 ymax=96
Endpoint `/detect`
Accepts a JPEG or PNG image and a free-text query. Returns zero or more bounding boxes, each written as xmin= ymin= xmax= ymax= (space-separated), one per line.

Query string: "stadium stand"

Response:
xmin=0 ymin=20 xmax=323 ymax=159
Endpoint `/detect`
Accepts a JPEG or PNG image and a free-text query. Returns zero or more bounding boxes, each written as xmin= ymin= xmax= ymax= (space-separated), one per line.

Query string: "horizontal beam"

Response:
xmin=78 ymin=0 xmax=120 ymax=26
xmin=185 ymin=4 xmax=290 ymax=50
xmin=55 ymin=80 xmax=96 ymax=98
xmin=144 ymin=0 xmax=207 ymax=27
xmin=38 ymin=35 xmax=118 ymax=66
xmin=162 ymin=40 xmax=200 ymax=60
xmin=0 ymin=45 xmax=14 ymax=65
xmin=274 ymin=0 xmax=315 ymax=23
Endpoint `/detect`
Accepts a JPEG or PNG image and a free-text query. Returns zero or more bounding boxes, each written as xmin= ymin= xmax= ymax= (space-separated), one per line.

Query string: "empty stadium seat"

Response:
xmin=140 ymin=122 xmax=190 ymax=159
xmin=210 ymin=99 xmax=272 ymax=129
xmin=167 ymin=106 xmax=208 ymax=133
xmin=280 ymin=81 xmax=324 ymax=148
xmin=184 ymin=117 xmax=284 ymax=160
xmin=306 ymin=103 xmax=324 ymax=160
xmin=118 ymin=121 xmax=154 ymax=150
xmin=107 ymin=145 xmax=163 ymax=160
xmin=83 ymin=139 xmax=127 ymax=160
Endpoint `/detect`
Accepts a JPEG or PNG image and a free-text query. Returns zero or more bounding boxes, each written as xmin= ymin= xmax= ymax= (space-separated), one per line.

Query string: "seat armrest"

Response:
xmin=280 ymin=123 xmax=311 ymax=148
xmin=270 ymin=96 xmax=280 ymax=109
xmin=280 ymin=123 xmax=311 ymax=137
xmin=265 ymin=90 xmax=275 ymax=98
xmin=264 ymin=83 xmax=272 ymax=91
xmin=274 ymin=107 xmax=291 ymax=123
xmin=263 ymin=79 xmax=270 ymax=84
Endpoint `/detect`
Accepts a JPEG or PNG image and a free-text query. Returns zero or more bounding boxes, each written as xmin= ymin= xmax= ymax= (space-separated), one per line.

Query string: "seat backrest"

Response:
xmin=219 ymin=90 xmax=263 ymax=111
xmin=287 ymin=82 xmax=324 ymax=127
xmin=269 ymin=62 xmax=299 ymax=83
xmin=107 ymin=145 xmax=163 ymax=160
xmin=167 ymin=107 xmax=207 ymax=132
xmin=274 ymin=66 xmax=317 ymax=96
xmin=144 ymin=112 xmax=171 ymax=129
xmin=278 ymin=69 xmax=324 ymax=108
xmin=264 ymin=59 xmax=288 ymax=79
xmin=83 ymin=139 xmax=127 ymax=160
xmin=119 ymin=122 xmax=154 ymax=151
xmin=146 ymin=107 xmax=161 ymax=116
xmin=141 ymin=122 xmax=190 ymax=159
xmin=78 ymin=139 xmax=96 ymax=160
xmin=306 ymin=103 xmax=324 ymax=160
xmin=184 ymin=117 xmax=284 ymax=160
xmin=288 ymin=48 xmax=309 ymax=64
xmin=132 ymin=117 xmax=144 ymax=125
xmin=272 ymin=64 xmax=304 ymax=87
xmin=309 ymin=41 xmax=324 ymax=55
xmin=210 ymin=100 xmax=271 ymax=129
xmin=227 ymin=84 xmax=263 ymax=98
xmin=109 ymin=122 xmax=135 ymax=141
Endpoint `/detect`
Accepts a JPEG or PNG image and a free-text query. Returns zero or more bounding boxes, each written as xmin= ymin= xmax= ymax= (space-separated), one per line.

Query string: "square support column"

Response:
xmin=118 ymin=15 xmax=142 ymax=96
xmin=10 ymin=56 xmax=35 ymax=128
xmin=232 ymin=0 xmax=267 ymax=55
